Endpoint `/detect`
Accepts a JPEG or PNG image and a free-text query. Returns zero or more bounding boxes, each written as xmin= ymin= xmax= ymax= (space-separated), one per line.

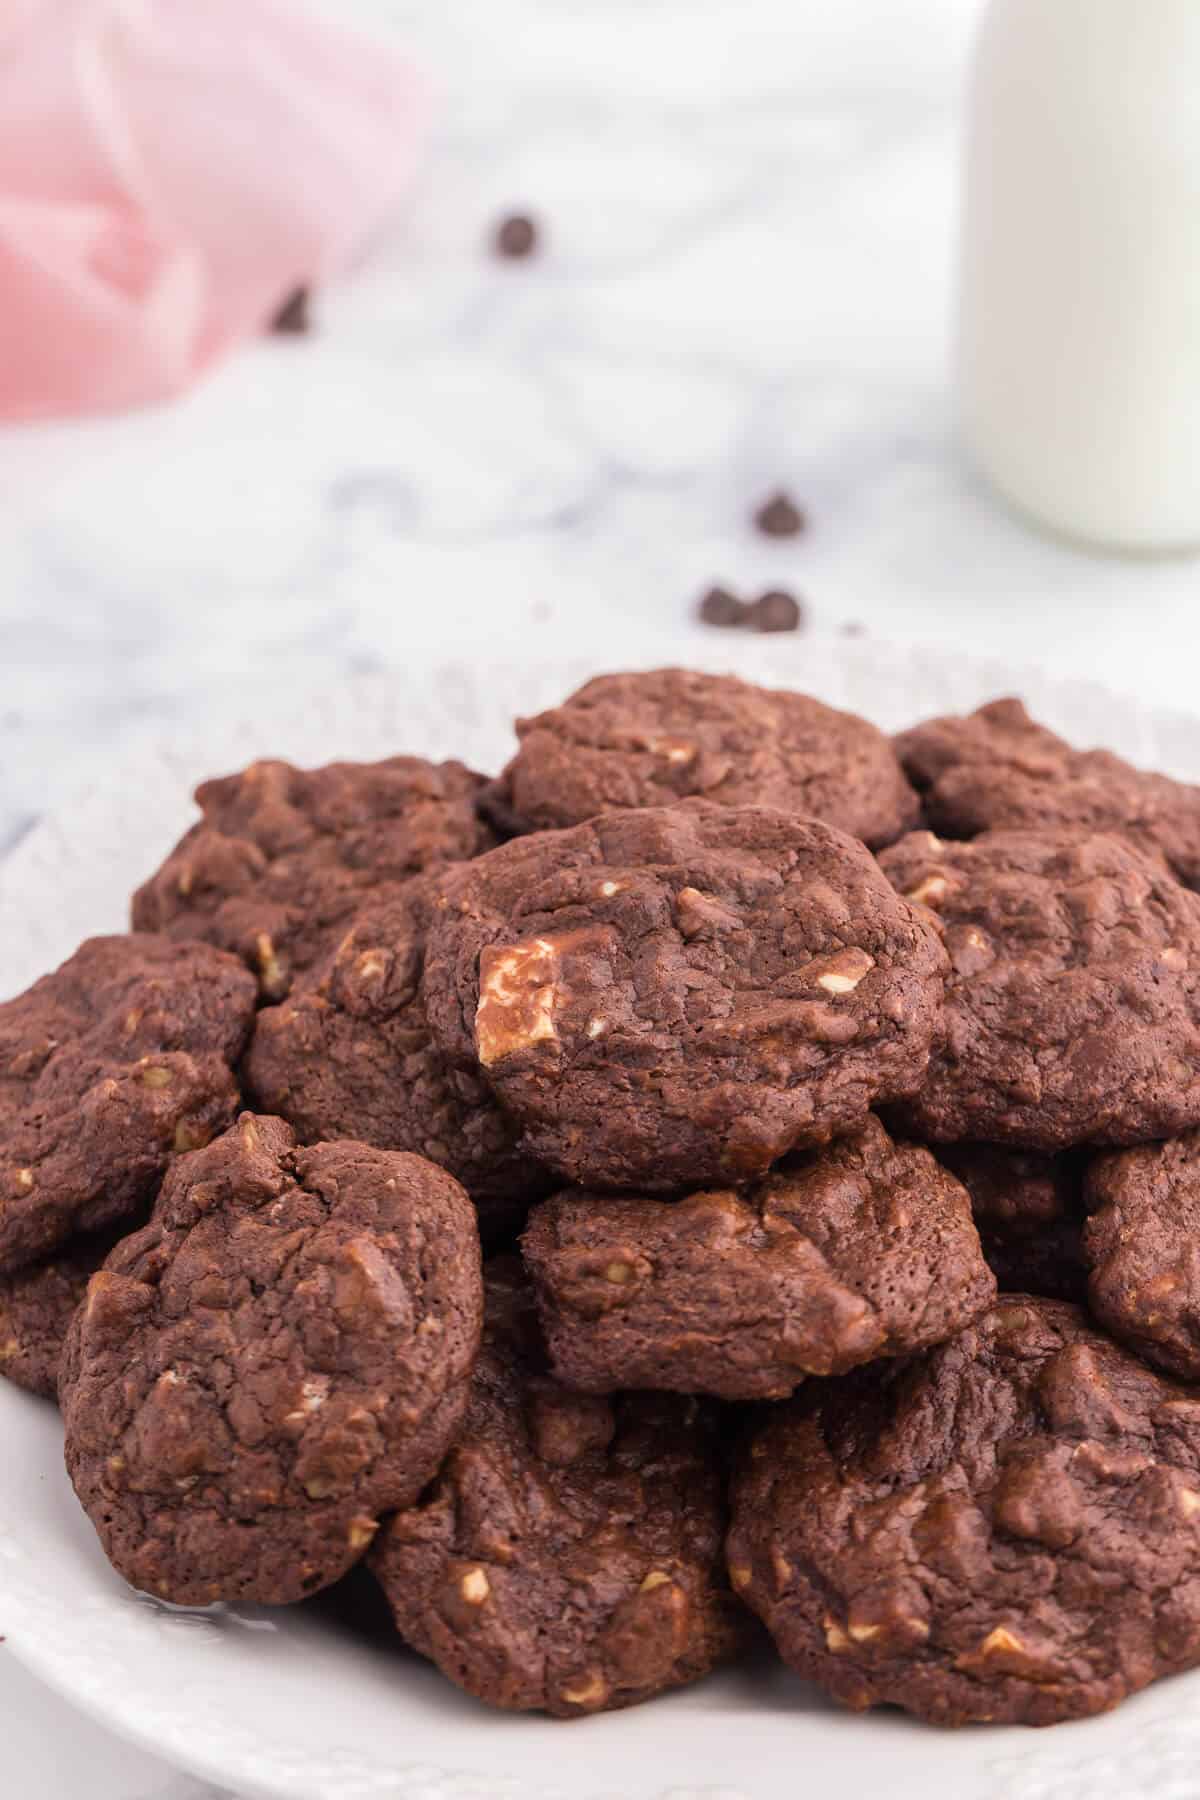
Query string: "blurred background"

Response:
xmin=3 ymin=0 xmax=1197 ymax=851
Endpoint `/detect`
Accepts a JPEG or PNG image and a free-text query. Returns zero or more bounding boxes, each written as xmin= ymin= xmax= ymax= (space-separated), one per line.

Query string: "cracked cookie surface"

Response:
xmin=0 ymin=934 xmax=254 ymax=1272
xmin=896 ymin=697 xmax=1200 ymax=888
xmin=483 ymin=667 xmax=919 ymax=847
xmin=0 ymin=1217 xmax=144 ymax=1400
xmin=729 ymin=1296 xmax=1200 ymax=1726
xmin=1086 ymin=1130 xmax=1200 ymax=1381
xmin=880 ymin=828 xmax=1200 ymax=1149
xmin=60 ymin=1115 xmax=482 ymax=1605
xmin=522 ymin=1117 xmax=994 ymax=1399
xmin=132 ymin=755 xmax=493 ymax=1000
xmin=245 ymin=876 xmax=545 ymax=1240
xmin=425 ymin=804 xmax=947 ymax=1191
xmin=370 ymin=1260 xmax=744 ymax=1715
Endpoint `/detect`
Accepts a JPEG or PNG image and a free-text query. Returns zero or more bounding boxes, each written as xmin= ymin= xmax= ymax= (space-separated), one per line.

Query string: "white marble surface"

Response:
xmin=6 ymin=0 xmax=1200 ymax=865
xmin=4 ymin=0 xmax=1200 ymax=1793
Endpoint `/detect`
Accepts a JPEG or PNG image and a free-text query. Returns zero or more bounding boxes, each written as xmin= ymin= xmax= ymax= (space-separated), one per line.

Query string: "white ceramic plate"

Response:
xmin=4 ymin=637 xmax=1200 ymax=1800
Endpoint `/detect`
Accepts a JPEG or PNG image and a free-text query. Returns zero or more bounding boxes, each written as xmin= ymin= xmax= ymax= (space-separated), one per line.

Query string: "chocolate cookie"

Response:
xmin=424 ymin=804 xmax=947 ymax=1191
xmin=245 ymin=877 xmax=545 ymax=1241
xmin=879 ymin=828 xmax=1200 ymax=1148
xmin=897 ymin=697 xmax=1200 ymax=888
xmin=936 ymin=1144 xmax=1086 ymax=1302
xmin=522 ymin=1117 xmax=995 ymax=1399
xmin=370 ymin=1260 xmax=743 ymax=1715
xmin=60 ymin=1115 xmax=482 ymax=1606
xmin=0 ymin=1219 xmax=142 ymax=1400
xmin=729 ymin=1296 xmax=1200 ymax=1726
xmin=132 ymin=755 xmax=493 ymax=1000
xmin=482 ymin=669 xmax=919 ymax=848
xmin=1086 ymin=1130 xmax=1200 ymax=1381
xmin=0 ymin=935 xmax=254 ymax=1273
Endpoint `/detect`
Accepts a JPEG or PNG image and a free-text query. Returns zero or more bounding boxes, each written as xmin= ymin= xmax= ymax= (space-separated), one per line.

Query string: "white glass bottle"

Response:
xmin=959 ymin=0 xmax=1200 ymax=552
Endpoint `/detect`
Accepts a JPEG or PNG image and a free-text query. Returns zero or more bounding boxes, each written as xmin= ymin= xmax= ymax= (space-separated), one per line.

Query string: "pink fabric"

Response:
xmin=0 ymin=0 xmax=426 ymax=421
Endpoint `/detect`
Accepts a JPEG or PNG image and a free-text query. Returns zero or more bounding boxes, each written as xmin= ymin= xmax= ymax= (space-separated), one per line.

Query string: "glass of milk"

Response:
xmin=959 ymin=0 xmax=1200 ymax=553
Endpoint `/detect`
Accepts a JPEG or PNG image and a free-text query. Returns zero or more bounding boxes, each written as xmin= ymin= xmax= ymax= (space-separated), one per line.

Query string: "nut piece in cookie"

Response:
xmin=896 ymin=696 xmax=1200 ymax=888
xmin=729 ymin=1297 xmax=1200 ymax=1726
xmin=880 ymin=828 xmax=1200 ymax=1149
xmin=0 ymin=1217 xmax=145 ymax=1400
xmin=936 ymin=1144 xmax=1086 ymax=1302
xmin=245 ymin=876 xmax=547 ymax=1242
xmin=60 ymin=1115 xmax=482 ymax=1606
xmin=522 ymin=1117 xmax=995 ymax=1399
xmin=424 ymin=804 xmax=948 ymax=1191
xmin=1086 ymin=1129 xmax=1200 ymax=1380
xmin=370 ymin=1260 xmax=744 ymax=1715
xmin=0 ymin=935 xmax=255 ymax=1273
xmin=482 ymin=668 xmax=919 ymax=848
xmin=132 ymin=755 xmax=494 ymax=1000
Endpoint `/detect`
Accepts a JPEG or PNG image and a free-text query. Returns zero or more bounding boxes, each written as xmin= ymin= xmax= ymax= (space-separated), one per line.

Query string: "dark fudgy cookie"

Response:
xmin=0 ymin=1219 xmax=142 ymax=1400
xmin=425 ymin=804 xmax=947 ymax=1191
xmin=936 ymin=1144 xmax=1086 ymax=1303
xmin=522 ymin=1117 xmax=995 ymax=1399
xmin=897 ymin=697 xmax=1200 ymax=888
xmin=245 ymin=877 xmax=545 ymax=1241
xmin=132 ymin=755 xmax=493 ymax=1000
xmin=729 ymin=1297 xmax=1200 ymax=1726
xmin=371 ymin=1261 xmax=743 ymax=1715
xmin=60 ymin=1115 xmax=482 ymax=1606
xmin=482 ymin=669 xmax=919 ymax=848
xmin=880 ymin=828 xmax=1200 ymax=1149
xmin=0 ymin=935 xmax=254 ymax=1273
xmin=1086 ymin=1131 xmax=1200 ymax=1381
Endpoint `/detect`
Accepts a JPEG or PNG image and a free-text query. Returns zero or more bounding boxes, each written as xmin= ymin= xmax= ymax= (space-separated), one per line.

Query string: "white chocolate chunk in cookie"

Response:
xmin=476 ymin=940 xmax=560 ymax=1066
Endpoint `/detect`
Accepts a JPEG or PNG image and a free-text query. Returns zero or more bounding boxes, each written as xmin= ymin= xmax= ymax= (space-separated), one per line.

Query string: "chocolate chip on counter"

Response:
xmin=494 ymin=215 xmax=539 ymax=259
xmin=751 ymin=589 xmax=805 ymax=634
xmin=753 ymin=490 xmax=806 ymax=538
xmin=841 ymin=621 xmax=865 ymax=637
xmin=270 ymin=288 xmax=311 ymax=334
xmin=697 ymin=585 xmax=750 ymax=629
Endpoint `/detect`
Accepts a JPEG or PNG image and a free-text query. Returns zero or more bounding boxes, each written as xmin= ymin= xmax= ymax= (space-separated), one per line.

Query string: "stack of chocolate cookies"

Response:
xmin=9 ymin=669 xmax=1200 ymax=1730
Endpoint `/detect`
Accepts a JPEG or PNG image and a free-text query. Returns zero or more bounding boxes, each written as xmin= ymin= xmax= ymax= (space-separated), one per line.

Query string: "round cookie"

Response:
xmin=728 ymin=1296 xmax=1200 ymax=1726
xmin=521 ymin=1117 xmax=995 ymax=1399
xmin=370 ymin=1260 xmax=744 ymax=1716
xmin=425 ymin=804 xmax=947 ymax=1191
xmin=60 ymin=1115 xmax=482 ymax=1606
xmin=482 ymin=668 xmax=919 ymax=847
xmin=245 ymin=877 xmax=546 ymax=1241
xmin=1086 ymin=1130 xmax=1200 ymax=1381
xmin=936 ymin=1144 xmax=1086 ymax=1302
xmin=132 ymin=755 xmax=493 ymax=1000
xmin=896 ymin=696 xmax=1200 ymax=888
xmin=879 ymin=827 xmax=1200 ymax=1149
xmin=0 ymin=1219 xmax=142 ymax=1400
xmin=0 ymin=934 xmax=255 ymax=1272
